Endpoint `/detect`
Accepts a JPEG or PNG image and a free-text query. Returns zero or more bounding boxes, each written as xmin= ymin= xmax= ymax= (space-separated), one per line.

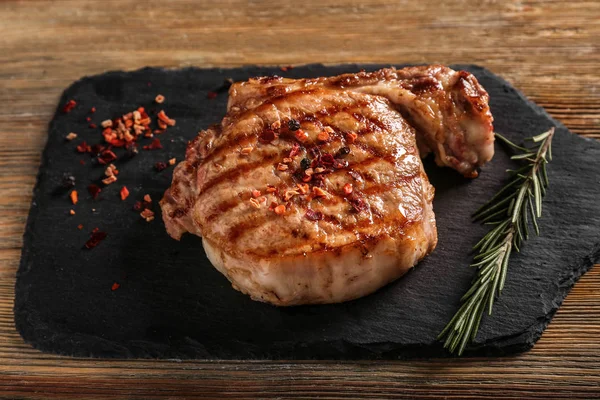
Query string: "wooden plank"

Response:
xmin=0 ymin=0 xmax=598 ymax=398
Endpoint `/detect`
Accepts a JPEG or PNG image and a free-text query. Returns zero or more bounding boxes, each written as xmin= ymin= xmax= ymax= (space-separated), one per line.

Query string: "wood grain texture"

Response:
xmin=0 ymin=0 xmax=598 ymax=398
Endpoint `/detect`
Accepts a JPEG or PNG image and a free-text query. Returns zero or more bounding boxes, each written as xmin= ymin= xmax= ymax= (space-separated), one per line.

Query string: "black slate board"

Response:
xmin=14 ymin=64 xmax=600 ymax=359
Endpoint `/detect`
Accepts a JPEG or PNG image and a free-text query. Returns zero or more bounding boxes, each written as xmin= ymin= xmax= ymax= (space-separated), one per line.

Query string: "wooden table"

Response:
xmin=1 ymin=1 xmax=599 ymax=398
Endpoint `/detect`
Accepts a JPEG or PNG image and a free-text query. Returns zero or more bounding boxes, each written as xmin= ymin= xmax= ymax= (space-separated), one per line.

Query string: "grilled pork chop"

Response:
xmin=160 ymin=66 xmax=494 ymax=306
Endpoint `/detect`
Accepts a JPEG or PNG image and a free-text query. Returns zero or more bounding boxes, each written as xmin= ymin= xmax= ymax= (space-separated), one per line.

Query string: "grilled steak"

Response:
xmin=160 ymin=65 xmax=494 ymax=306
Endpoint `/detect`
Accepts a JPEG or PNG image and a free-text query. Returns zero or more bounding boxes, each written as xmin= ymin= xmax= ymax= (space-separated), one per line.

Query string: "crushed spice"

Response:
xmin=120 ymin=186 xmax=130 ymax=201
xmin=65 ymin=132 xmax=78 ymax=141
xmin=343 ymin=183 xmax=353 ymax=195
xmin=76 ymin=141 xmax=91 ymax=153
xmin=155 ymin=161 xmax=168 ymax=171
xmin=143 ymin=138 xmax=163 ymax=150
xmin=62 ymin=99 xmax=77 ymax=113
xmin=111 ymin=282 xmax=120 ymax=291
xmin=69 ymin=190 xmax=78 ymax=205
xmin=305 ymin=209 xmax=323 ymax=221
xmin=295 ymin=129 xmax=308 ymax=142
xmin=102 ymin=175 xmax=117 ymax=185
xmin=88 ymin=184 xmax=102 ymax=199
xmin=274 ymin=204 xmax=286 ymax=215
xmin=69 ymin=209 xmax=76 ymax=215
xmin=155 ymin=94 xmax=165 ymax=104
xmin=168 ymin=158 xmax=176 ymax=166
xmin=140 ymin=208 xmax=155 ymax=222
xmin=346 ymin=132 xmax=358 ymax=143
xmin=249 ymin=198 xmax=261 ymax=208
xmin=84 ymin=230 xmax=107 ymax=249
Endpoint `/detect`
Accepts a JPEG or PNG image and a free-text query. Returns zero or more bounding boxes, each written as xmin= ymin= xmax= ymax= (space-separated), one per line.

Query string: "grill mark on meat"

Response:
xmin=205 ymin=198 xmax=241 ymax=222
xmin=198 ymin=153 xmax=279 ymax=195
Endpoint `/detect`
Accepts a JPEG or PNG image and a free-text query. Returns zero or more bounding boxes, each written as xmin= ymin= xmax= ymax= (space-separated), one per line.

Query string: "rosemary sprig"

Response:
xmin=437 ymin=128 xmax=555 ymax=355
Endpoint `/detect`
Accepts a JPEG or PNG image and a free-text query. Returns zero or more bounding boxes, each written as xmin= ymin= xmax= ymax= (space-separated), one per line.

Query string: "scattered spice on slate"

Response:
xmin=85 ymin=117 xmax=91 ymax=122
xmin=120 ymin=186 xmax=129 ymax=201
xmin=155 ymin=94 xmax=165 ymax=104
xmin=88 ymin=184 xmax=101 ymax=199
xmin=207 ymin=91 xmax=218 ymax=99
xmin=155 ymin=161 xmax=168 ymax=171
xmin=89 ymin=123 xmax=97 ymax=129
xmin=62 ymin=99 xmax=77 ymax=113
xmin=140 ymin=208 xmax=155 ymax=222
xmin=69 ymin=209 xmax=76 ymax=215
xmin=111 ymin=282 xmax=120 ymax=291
xmin=69 ymin=190 xmax=78 ymax=205
xmin=77 ymin=224 xmax=83 ymax=230
xmin=280 ymin=65 xmax=294 ymax=72
xmin=90 ymin=107 xmax=96 ymax=113
xmin=143 ymin=138 xmax=163 ymax=150
xmin=76 ymin=141 xmax=91 ymax=153
xmin=84 ymin=230 xmax=107 ymax=249
xmin=65 ymin=132 xmax=77 ymax=141
xmin=168 ymin=158 xmax=176 ymax=166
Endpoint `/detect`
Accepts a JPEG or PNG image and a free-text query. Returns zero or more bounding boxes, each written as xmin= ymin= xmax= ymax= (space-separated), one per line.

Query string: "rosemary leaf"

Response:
xmin=437 ymin=128 xmax=554 ymax=355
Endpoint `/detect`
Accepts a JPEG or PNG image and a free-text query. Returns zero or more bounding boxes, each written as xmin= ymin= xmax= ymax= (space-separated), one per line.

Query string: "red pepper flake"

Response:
xmin=157 ymin=110 xmax=176 ymax=127
xmin=86 ymin=117 xmax=92 ymax=122
xmin=259 ymin=128 xmax=278 ymax=144
xmin=111 ymin=282 xmax=120 ymax=291
xmin=133 ymin=201 xmax=143 ymax=211
xmin=69 ymin=209 xmax=76 ymax=215
xmin=143 ymin=194 xmax=152 ymax=203
xmin=97 ymin=149 xmax=117 ymax=164
xmin=90 ymin=144 xmax=106 ymax=155
xmin=252 ymin=189 xmax=261 ymax=198
xmin=62 ymin=99 xmax=77 ymax=113
xmin=120 ymin=186 xmax=130 ymax=201
xmin=155 ymin=94 xmax=165 ymax=104
xmin=76 ymin=141 xmax=91 ymax=153
xmin=346 ymin=132 xmax=358 ymax=144
xmin=343 ymin=183 xmax=353 ymax=195
xmin=102 ymin=175 xmax=117 ymax=185
xmin=295 ymin=129 xmax=308 ymax=142
xmin=65 ymin=132 xmax=78 ymax=141
xmin=92 ymin=227 xmax=99 ymax=233
xmin=77 ymin=224 xmax=84 ymax=230
xmin=321 ymin=153 xmax=335 ymax=166
xmin=274 ymin=204 xmax=286 ymax=215
xmin=168 ymin=158 xmax=176 ymax=166
xmin=312 ymin=187 xmax=329 ymax=198
xmin=155 ymin=161 xmax=168 ymax=171
xmin=280 ymin=65 xmax=294 ymax=72
xmin=90 ymin=107 xmax=96 ymax=113
xmin=289 ymin=142 xmax=301 ymax=158
xmin=207 ymin=91 xmax=218 ymax=99
xmin=350 ymin=197 xmax=368 ymax=213
xmin=305 ymin=209 xmax=323 ymax=221
xmin=84 ymin=230 xmax=107 ymax=249
xmin=140 ymin=208 xmax=155 ymax=222
xmin=317 ymin=131 xmax=330 ymax=142
xmin=69 ymin=190 xmax=78 ymax=205
xmin=89 ymin=123 xmax=97 ymax=129
xmin=143 ymin=138 xmax=163 ymax=150
xmin=79 ymin=159 xmax=85 ymax=165
xmin=296 ymin=183 xmax=309 ymax=194
xmin=88 ymin=184 xmax=102 ymax=199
